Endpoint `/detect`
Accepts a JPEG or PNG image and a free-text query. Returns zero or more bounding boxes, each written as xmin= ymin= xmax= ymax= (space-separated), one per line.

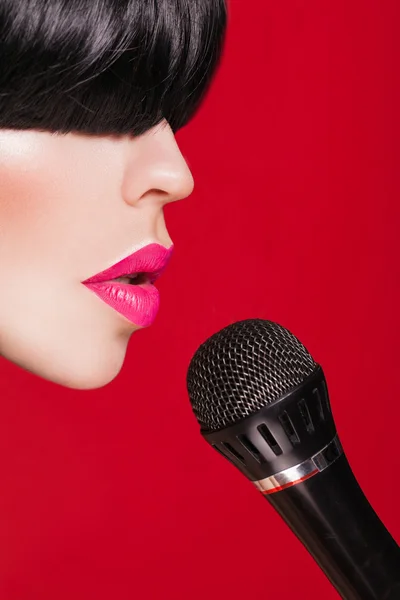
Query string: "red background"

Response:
xmin=1 ymin=1 xmax=400 ymax=598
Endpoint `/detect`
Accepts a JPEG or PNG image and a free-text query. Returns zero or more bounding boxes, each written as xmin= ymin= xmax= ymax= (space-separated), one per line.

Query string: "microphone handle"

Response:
xmin=266 ymin=454 xmax=400 ymax=600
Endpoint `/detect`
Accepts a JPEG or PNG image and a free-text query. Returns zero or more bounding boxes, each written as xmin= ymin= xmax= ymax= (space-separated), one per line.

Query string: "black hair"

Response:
xmin=0 ymin=0 xmax=227 ymax=136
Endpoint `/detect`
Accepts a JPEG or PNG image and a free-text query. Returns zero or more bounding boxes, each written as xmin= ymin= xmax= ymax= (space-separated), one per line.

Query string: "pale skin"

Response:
xmin=0 ymin=121 xmax=194 ymax=389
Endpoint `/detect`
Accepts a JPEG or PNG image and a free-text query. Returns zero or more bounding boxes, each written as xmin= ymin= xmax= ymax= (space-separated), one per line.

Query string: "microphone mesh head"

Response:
xmin=186 ymin=319 xmax=317 ymax=432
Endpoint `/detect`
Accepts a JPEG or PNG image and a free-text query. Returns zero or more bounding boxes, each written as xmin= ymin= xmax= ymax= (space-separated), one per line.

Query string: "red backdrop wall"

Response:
xmin=1 ymin=1 xmax=399 ymax=598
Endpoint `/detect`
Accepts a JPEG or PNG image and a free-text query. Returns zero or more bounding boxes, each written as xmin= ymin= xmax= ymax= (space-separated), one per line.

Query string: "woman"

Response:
xmin=0 ymin=0 xmax=227 ymax=389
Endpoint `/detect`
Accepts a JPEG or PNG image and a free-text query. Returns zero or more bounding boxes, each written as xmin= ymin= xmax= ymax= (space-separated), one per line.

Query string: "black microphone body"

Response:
xmin=268 ymin=455 xmax=399 ymax=600
xmin=187 ymin=319 xmax=400 ymax=600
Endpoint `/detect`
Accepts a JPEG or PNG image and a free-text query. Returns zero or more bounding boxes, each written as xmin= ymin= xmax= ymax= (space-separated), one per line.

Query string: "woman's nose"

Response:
xmin=121 ymin=121 xmax=194 ymax=207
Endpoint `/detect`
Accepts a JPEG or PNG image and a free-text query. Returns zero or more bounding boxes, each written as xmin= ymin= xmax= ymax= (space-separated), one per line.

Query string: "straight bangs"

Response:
xmin=0 ymin=0 xmax=227 ymax=135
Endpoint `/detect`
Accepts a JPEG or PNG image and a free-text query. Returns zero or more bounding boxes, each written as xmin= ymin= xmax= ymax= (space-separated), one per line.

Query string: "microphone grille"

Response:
xmin=186 ymin=319 xmax=317 ymax=432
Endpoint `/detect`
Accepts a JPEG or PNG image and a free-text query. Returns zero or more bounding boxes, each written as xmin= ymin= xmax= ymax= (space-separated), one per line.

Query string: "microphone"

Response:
xmin=186 ymin=319 xmax=400 ymax=600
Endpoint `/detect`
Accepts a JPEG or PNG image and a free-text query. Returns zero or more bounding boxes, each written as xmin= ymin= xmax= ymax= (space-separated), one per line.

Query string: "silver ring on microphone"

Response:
xmin=253 ymin=434 xmax=343 ymax=495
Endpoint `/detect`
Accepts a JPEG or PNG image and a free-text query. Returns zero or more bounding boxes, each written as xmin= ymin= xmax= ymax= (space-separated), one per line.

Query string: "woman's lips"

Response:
xmin=82 ymin=243 xmax=174 ymax=327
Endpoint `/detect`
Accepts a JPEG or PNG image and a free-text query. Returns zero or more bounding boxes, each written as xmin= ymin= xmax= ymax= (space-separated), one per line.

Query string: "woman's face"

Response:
xmin=0 ymin=122 xmax=194 ymax=389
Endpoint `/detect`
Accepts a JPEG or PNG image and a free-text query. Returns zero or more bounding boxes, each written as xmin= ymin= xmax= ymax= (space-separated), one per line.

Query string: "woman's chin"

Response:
xmin=49 ymin=361 xmax=125 ymax=390
xmin=2 ymin=331 xmax=133 ymax=390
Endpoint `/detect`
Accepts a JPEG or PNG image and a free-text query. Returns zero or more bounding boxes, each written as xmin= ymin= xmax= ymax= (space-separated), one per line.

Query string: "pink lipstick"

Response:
xmin=82 ymin=243 xmax=173 ymax=327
